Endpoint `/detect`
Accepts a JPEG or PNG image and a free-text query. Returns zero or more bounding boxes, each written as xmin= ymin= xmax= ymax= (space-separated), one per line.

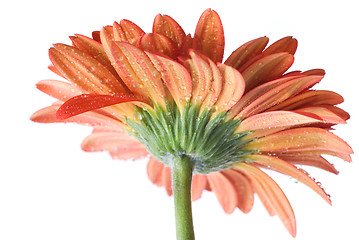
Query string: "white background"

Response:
xmin=1 ymin=0 xmax=358 ymax=239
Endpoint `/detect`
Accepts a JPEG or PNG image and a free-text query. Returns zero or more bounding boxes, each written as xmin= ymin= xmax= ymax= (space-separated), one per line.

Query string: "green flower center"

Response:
xmin=126 ymin=102 xmax=256 ymax=174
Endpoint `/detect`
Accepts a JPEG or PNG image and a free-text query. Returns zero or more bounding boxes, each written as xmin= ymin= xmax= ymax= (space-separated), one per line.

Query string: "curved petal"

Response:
xmin=236 ymin=110 xmax=321 ymax=134
xmin=56 ymin=94 xmax=142 ymax=120
xmin=36 ymin=80 xmax=84 ymax=101
xmin=244 ymin=127 xmax=353 ymax=155
xmin=221 ymin=169 xmax=254 ymax=213
xmin=110 ymin=42 xmax=167 ymax=107
xmin=296 ymin=106 xmax=347 ymax=125
xmin=207 ymin=172 xmax=238 ymax=214
xmin=113 ymin=19 xmax=145 ymax=44
xmin=191 ymin=174 xmax=208 ymax=201
xmin=276 ymin=153 xmax=339 ymax=174
xmin=249 ymin=154 xmax=331 ymax=204
xmin=50 ymin=44 xmax=127 ymax=94
xmin=234 ymin=75 xmax=323 ymax=118
xmin=242 ymin=52 xmax=294 ymax=92
xmin=268 ymin=90 xmax=344 ymax=111
xmin=225 ymin=36 xmax=269 ymax=70
xmin=213 ymin=63 xmax=245 ymax=114
xmin=146 ymin=52 xmax=192 ymax=111
xmin=70 ymin=34 xmax=118 ymax=77
xmin=194 ymin=9 xmax=224 ymax=63
xmin=235 ymin=163 xmax=296 ymax=237
xmin=81 ymin=131 xmax=149 ymax=160
xmin=153 ymin=14 xmax=186 ymax=47
xmin=136 ymin=33 xmax=178 ymax=59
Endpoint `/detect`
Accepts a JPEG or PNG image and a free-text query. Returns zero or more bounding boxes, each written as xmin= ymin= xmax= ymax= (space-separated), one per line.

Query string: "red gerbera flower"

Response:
xmin=31 ymin=8 xmax=352 ymax=239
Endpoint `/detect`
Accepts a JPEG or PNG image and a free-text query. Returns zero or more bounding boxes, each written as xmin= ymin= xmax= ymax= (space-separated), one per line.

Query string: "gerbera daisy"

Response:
xmin=31 ymin=8 xmax=352 ymax=239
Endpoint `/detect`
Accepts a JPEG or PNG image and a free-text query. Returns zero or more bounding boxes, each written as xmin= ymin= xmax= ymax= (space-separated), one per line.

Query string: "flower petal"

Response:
xmin=221 ymin=169 xmax=254 ymax=213
xmin=244 ymin=127 xmax=353 ymax=155
xmin=36 ymin=80 xmax=84 ymax=101
xmin=147 ymin=156 xmax=165 ymax=186
xmin=194 ymin=9 xmax=224 ymax=63
xmin=153 ymin=14 xmax=186 ymax=47
xmin=56 ymin=94 xmax=142 ymax=120
xmin=136 ymin=33 xmax=178 ymax=59
xmin=213 ymin=63 xmax=245 ymax=113
xmin=113 ymin=19 xmax=145 ymax=44
xmin=110 ymin=42 xmax=167 ymax=107
xmin=81 ymin=131 xmax=148 ymax=158
xmin=225 ymin=36 xmax=269 ymax=70
xmin=146 ymin=52 xmax=192 ymax=111
xmin=30 ymin=104 xmax=127 ymax=130
xmin=239 ymin=36 xmax=298 ymax=72
xmin=183 ymin=50 xmax=214 ymax=105
xmin=276 ymin=153 xmax=339 ymax=174
xmin=207 ymin=172 xmax=238 ymax=214
xmin=235 ymin=163 xmax=296 ymax=237
xmin=234 ymin=75 xmax=323 ymax=118
xmin=268 ymin=90 xmax=344 ymax=111
xmin=249 ymin=154 xmax=331 ymax=204
xmin=236 ymin=110 xmax=321 ymax=136
xmin=242 ymin=52 xmax=294 ymax=92
xmin=297 ymin=106 xmax=347 ymax=125
xmin=50 ymin=44 xmax=127 ymax=94
xmin=191 ymin=174 xmax=208 ymax=201
xmin=70 ymin=34 xmax=118 ymax=77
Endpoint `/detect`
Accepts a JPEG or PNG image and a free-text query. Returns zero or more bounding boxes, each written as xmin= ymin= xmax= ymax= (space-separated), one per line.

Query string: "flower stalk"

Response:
xmin=172 ymin=155 xmax=195 ymax=240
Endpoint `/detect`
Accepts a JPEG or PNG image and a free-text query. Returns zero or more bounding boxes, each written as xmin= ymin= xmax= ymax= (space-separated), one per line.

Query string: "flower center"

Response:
xmin=126 ymin=102 xmax=256 ymax=174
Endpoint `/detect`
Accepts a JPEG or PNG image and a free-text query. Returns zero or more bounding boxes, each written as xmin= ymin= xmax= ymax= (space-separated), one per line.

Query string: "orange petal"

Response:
xmin=213 ymin=63 xmax=245 ymax=114
xmin=70 ymin=34 xmax=118 ymax=77
xmin=268 ymin=90 xmax=344 ymax=111
xmin=162 ymin=166 xmax=173 ymax=196
xmin=239 ymin=36 xmax=298 ymax=72
xmin=136 ymin=33 xmax=178 ymax=59
xmin=276 ymin=153 xmax=339 ymax=174
xmin=242 ymin=52 xmax=294 ymax=92
xmin=194 ymin=9 xmax=224 ymax=63
xmin=113 ymin=19 xmax=145 ymax=44
xmin=221 ymin=169 xmax=254 ymax=213
xmin=234 ymin=75 xmax=323 ymax=118
xmin=50 ymin=44 xmax=127 ymax=94
xmin=110 ymin=42 xmax=167 ymax=107
xmin=200 ymin=59 xmax=223 ymax=111
xmin=249 ymin=154 xmax=331 ymax=204
xmin=36 ymin=80 xmax=84 ymax=101
xmin=153 ymin=14 xmax=186 ymax=47
xmin=146 ymin=52 xmax=192 ymax=111
xmin=191 ymin=174 xmax=208 ymax=201
xmin=225 ymin=36 xmax=269 ymax=70
xmin=235 ymin=163 xmax=296 ymax=237
xmin=207 ymin=172 xmax=238 ymax=214
xmin=178 ymin=34 xmax=193 ymax=57
xmin=297 ymin=106 xmax=347 ymax=125
xmin=244 ymin=127 xmax=353 ymax=155
xmin=236 ymin=110 xmax=321 ymax=135
xmin=183 ymin=50 xmax=214 ymax=105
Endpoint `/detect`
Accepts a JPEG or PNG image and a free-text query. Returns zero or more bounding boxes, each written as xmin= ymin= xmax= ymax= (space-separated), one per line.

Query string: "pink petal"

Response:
xmin=207 ymin=172 xmax=238 ymax=214
xmin=244 ymin=127 xmax=353 ymax=155
xmin=235 ymin=163 xmax=297 ymax=237
xmin=36 ymin=80 xmax=84 ymax=101
xmin=221 ymin=169 xmax=254 ymax=213
xmin=113 ymin=19 xmax=145 ymax=44
xmin=191 ymin=174 xmax=208 ymax=201
xmin=136 ymin=33 xmax=178 ymax=59
xmin=249 ymin=154 xmax=331 ymax=204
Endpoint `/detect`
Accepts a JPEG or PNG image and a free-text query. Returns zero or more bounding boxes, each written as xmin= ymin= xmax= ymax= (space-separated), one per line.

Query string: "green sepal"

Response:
xmin=126 ymin=102 xmax=257 ymax=174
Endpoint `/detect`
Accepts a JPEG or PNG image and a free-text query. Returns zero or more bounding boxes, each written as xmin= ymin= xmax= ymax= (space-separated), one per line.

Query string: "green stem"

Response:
xmin=172 ymin=155 xmax=195 ymax=240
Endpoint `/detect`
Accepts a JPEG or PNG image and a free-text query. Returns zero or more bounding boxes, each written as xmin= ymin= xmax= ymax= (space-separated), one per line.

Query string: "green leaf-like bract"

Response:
xmin=126 ymin=102 xmax=256 ymax=174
